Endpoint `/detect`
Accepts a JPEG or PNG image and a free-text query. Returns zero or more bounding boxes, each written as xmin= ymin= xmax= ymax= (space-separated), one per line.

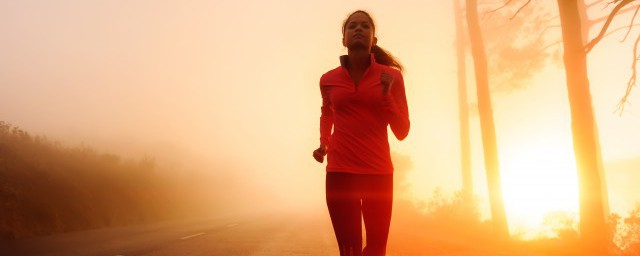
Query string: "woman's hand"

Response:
xmin=313 ymin=144 xmax=328 ymax=163
xmin=381 ymin=70 xmax=394 ymax=95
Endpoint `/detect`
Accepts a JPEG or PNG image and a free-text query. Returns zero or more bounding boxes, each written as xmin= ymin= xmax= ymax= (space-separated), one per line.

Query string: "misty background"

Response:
xmin=2 ymin=0 xmax=640 ymax=241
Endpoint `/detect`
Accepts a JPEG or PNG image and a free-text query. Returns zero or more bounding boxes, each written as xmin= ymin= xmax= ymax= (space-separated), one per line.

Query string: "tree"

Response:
xmin=556 ymin=0 xmax=610 ymax=254
xmin=465 ymin=0 xmax=510 ymax=238
xmin=489 ymin=1 xmax=622 ymax=252
xmin=455 ymin=0 xmax=556 ymax=218
xmin=454 ymin=0 xmax=473 ymax=207
xmin=582 ymin=0 xmax=640 ymax=109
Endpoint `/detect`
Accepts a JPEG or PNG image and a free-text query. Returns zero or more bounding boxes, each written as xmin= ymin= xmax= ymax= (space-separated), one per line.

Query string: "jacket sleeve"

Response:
xmin=382 ymin=71 xmax=410 ymax=140
xmin=319 ymin=79 xmax=334 ymax=147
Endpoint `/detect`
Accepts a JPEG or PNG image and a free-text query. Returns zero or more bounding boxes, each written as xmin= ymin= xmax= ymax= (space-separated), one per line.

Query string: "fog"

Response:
xmin=0 ymin=0 xmax=453 ymax=216
xmin=2 ymin=0 xmax=640 ymax=226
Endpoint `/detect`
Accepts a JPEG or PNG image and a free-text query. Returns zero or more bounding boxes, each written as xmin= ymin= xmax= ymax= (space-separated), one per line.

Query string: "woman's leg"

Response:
xmin=361 ymin=174 xmax=393 ymax=256
xmin=326 ymin=172 xmax=363 ymax=256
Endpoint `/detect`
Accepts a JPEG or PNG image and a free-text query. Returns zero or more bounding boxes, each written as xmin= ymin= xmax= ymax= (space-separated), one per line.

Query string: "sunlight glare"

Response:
xmin=500 ymin=141 xmax=580 ymax=239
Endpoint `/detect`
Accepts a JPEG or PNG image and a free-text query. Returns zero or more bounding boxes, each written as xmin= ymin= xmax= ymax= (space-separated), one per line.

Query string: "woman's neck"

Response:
xmin=347 ymin=50 xmax=371 ymax=72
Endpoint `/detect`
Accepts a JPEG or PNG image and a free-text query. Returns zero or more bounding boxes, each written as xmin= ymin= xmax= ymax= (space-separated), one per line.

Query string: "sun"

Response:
xmin=499 ymin=141 xmax=580 ymax=239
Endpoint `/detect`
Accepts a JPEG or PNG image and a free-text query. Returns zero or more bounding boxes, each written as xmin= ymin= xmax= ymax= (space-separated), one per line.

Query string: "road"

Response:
xmin=0 ymin=212 xmax=336 ymax=256
xmin=0 ymin=211 xmax=547 ymax=256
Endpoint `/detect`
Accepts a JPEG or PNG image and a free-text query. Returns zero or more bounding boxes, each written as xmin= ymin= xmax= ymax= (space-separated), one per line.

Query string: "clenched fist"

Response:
xmin=313 ymin=144 xmax=328 ymax=163
xmin=381 ymin=70 xmax=394 ymax=95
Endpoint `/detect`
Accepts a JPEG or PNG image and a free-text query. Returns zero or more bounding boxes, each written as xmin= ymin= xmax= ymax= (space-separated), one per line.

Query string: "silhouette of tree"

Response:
xmin=611 ymin=204 xmax=640 ymax=255
xmin=482 ymin=1 xmax=557 ymax=92
xmin=581 ymin=0 xmax=640 ymax=111
xmin=454 ymin=0 xmax=474 ymax=208
xmin=485 ymin=1 xmax=624 ymax=253
xmin=464 ymin=0 xmax=510 ymax=239
xmin=454 ymin=0 xmax=556 ymax=214
xmin=555 ymin=1 xmax=610 ymax=254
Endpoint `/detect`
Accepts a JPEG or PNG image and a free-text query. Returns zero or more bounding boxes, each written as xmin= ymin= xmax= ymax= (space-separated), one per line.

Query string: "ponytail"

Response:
xmin=371 ymin=45 xmax=403 ymax=72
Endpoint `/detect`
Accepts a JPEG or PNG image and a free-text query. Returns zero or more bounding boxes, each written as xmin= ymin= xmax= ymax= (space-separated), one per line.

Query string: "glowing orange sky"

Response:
xmin=1 ymin=0 xmax=639 ymax=238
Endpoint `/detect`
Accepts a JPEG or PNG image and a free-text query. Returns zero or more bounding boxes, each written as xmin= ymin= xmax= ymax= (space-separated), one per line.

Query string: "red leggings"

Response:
xmin=326 ymin=172 xmax=393 ymax=256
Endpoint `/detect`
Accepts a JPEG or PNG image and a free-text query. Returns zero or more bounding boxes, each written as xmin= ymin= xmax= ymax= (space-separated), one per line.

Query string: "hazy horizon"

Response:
xmin=2 ymin=0 xmax=640 ymax=239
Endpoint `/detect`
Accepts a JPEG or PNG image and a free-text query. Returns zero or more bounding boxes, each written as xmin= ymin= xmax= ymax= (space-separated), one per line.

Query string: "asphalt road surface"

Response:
xmin=0 ymin=211 xmax=546 ymax=256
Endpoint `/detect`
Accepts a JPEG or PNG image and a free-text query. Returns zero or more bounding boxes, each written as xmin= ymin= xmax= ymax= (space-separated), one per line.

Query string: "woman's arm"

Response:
xmin=382 ymin=71 xmax=410 ymax=140
xmin=319 ymin=82 xmax=333 ymax=147
xmin=314 ymin=80 xmax=333 ymax=163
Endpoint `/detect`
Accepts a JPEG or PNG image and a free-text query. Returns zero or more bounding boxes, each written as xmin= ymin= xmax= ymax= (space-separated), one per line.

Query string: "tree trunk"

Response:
xmin=577 ymin=0 xmax=610 ymax=217
xmin=465 ymin=0 xmax=509 ymax=238
xmin=454 ymin=0 xmax=473 ymax=206
xmin=556 ymin=0 xmax=609 ymax=254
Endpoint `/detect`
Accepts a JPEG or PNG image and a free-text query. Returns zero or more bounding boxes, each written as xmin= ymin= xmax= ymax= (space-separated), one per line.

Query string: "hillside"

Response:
xmin=0 ymin=122 xmax=223 ymax=239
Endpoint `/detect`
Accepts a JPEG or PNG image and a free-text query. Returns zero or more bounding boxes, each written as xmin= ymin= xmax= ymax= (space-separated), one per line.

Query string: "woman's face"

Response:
xmin=342 ymin=12 xmax=377 ymax=51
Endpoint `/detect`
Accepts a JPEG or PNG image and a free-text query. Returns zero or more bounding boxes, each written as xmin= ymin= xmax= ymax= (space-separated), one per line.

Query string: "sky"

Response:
xmin=1 ymin=0 xmax=640 ymax=238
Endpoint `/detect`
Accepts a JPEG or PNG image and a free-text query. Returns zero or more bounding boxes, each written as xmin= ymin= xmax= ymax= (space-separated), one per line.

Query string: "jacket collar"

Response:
xmin=339 ymin=53 xmax=377 ymax=69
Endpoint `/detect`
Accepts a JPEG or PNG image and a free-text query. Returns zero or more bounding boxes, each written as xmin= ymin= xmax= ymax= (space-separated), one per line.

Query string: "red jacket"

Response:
xmin=319 ymin=54 xmax=410 ymax=174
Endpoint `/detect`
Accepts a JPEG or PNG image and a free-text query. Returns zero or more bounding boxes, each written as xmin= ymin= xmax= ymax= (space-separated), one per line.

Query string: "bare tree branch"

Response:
xmin=483 ymin=0 xmax=533 ymax=20
xmin=587 ymin=0 xmax=610 ymax=9
xmin=617 ymin=31 xmax=640 ymax=115
xmin=540 ymin=40 xmax=563 ymax=53
xmin=545 ymin=15 xmax=560 ymax=23
xmin=585 ymin=0 xmax=635 ymax=53
xmin=596 ymin=23 xmax=640 ymax=41
xmin=588 ymin=3 xmax=640 ymax=26
xmin=584 ymin=23 xmax=640 ymax=44
xmin=534 ymin=24 xmax=562 ymax=44
xmin=477 ymin=0 xmax=508 ymax=5
xmin=540 ymin=24 xmax=562 ymax=36
xmin=483 ymin=0 xmax=514 ymax=18
xmin=603 ymin=0 xmax=618 ymax=10
xmin=510 ymin=0 xmax=532 ymax=20
xmin=622 ymin=5 xmax=640 ymax=41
